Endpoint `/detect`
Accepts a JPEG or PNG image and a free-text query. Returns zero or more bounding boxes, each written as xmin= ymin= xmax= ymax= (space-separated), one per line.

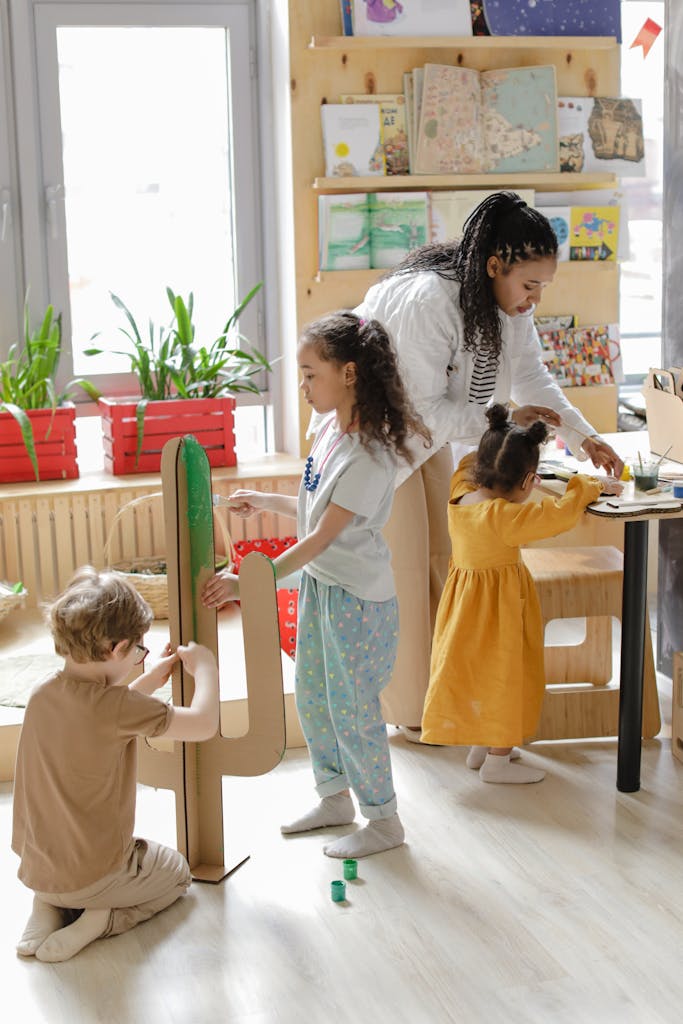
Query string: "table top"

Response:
xmin=539 ymin=430 xmax=683 ymax=522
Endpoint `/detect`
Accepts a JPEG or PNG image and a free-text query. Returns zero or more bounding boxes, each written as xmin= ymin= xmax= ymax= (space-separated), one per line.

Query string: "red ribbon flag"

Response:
xmin=629 ymin=18 xmax=662 ymax=58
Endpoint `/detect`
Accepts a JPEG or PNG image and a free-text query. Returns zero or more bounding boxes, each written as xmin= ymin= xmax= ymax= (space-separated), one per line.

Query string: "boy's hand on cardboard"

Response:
xmin=176 ymin=641 xmax=218 ymax=676
xmin=145 ymin=643 xmax=179 ymax=690
xmin=201 ymin=570 xmax=239 ymax=608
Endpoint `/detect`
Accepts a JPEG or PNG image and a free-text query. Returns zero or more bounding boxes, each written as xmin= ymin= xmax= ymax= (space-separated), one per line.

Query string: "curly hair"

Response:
xmin=299 ymin=311 xmax=432 ymax=464
xmin=474 ymin=403 xmax=548 ymax=495
xmin=387 ymin=191 xmax=558 ymax=362
xmin=48 ymin=565 xmax=153 ymax=663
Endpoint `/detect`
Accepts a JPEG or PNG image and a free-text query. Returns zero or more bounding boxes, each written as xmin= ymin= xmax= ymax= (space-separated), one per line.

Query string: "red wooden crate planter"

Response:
xmin=99 ymin=396 xmax=236 ymax=475
xmin=0 ymin=404 xmax=78 ymax=482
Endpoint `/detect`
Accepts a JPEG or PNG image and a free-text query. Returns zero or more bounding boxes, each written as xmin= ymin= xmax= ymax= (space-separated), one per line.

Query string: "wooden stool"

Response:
xmin=521 ymin=546 xmax=661 ymax=741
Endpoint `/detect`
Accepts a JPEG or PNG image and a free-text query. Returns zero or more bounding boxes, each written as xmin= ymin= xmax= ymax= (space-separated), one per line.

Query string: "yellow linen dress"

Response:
xmin=421 ymin=455 xmax=602 ymax=747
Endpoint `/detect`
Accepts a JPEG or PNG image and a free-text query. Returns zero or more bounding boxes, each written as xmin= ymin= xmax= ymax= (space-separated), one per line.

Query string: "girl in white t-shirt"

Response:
xmin=202 ymin=311 xmax=430 ymax=858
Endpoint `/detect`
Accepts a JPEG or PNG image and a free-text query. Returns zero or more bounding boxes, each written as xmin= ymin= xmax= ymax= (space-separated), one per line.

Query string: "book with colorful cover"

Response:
xmin=321 ymin=104 xmax=385 ymax=177
xmin=318 ymin=194 xmax=371 ymax=270
xmin=414 ymin=64 xmax=558 ymax=174
xmin=558 ymin=97 xmax=645 ymax=177
xmin=403 ymin=72 xmax=415 ymax=172
xmin=569 ymin=205 xmax=620 ymax=261
xmin=340 ymin=94 xmax=409 ymax=175
xmin=351 ymin=0 xmax=472 ymax=38
xmin=369 ymin=192 xmax=429 ymax=268
xmin=535 ymin=205 xmax=571 ymax=261
xmin=430 ymin=188 xmax=535 ymax=242
xmin=482 ymin=0 xmax=621 ymax=42
xmin=536 ymin=323 xmax=623 ymax=388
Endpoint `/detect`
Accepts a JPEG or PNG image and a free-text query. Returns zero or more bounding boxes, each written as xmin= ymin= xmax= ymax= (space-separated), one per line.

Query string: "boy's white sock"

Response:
xmin=466 ymin=746 xmax=522 ymax=769
xmin=479 ymin=753 xmax=545 ymax=784
xmin=323 ymin=813 xmax=404 ymax=859
xmin=35 ymin=908 xmax=110 ymax=963
xmin=280 ymin=793 xmax=355 ymax=834
xmin=16 ymin=896 xmax=65 ymax=957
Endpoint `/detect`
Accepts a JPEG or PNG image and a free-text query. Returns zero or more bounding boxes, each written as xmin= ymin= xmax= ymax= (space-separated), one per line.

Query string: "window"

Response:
xmin=2 ymin=1 xmax=272 ymax=458
xmin=619 ymin=0 xmax=665 ymax=385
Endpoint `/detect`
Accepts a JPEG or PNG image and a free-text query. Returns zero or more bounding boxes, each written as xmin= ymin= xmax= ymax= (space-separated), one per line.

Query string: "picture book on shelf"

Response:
xmin=321 ymin=104 xmax=385 ymax=177
xmin=369 ymin=192 xmax=429 ymax=268
xmin=414 ymin=64 xmax=558 ymax=174
xmin=339 ymin=0 xmax=354 ymax=35
xmin=481 ymin=0 xmax=621 ymax=42
xmin=431 ymin=188 xmax=535 ymax=242
xmin=536 ymin=323 xmax=623 ymax=388
xmin=558 ymin=97 xmax=645 ymax=177
xmin=535 ymin=206 xmax=571 ymax=261
xmin=351 ymin=0 xmax=472 ymax=38
xmin=569 ymin=205 xmax=620 ymax=261
xmin=318 ymin=194 xmax=371 ymax=270
xmin=341 ymin=94 xmax=409 ymax=175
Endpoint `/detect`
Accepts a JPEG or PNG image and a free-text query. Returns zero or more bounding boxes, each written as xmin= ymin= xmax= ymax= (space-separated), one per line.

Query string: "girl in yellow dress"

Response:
xmin=421 ymin=403 xmax=622 ymax=783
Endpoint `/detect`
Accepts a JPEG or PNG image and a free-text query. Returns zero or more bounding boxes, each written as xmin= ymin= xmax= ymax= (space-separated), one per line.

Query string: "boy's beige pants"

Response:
xmin=35 ymin=838 xmax=191 ymax=937
xmin=381 ymin=445 xmax=453 ymax=728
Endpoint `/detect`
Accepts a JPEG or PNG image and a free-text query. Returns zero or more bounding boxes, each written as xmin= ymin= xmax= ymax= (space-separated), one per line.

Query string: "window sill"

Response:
xmin=0 ymin=415 xmax=304 ymax=499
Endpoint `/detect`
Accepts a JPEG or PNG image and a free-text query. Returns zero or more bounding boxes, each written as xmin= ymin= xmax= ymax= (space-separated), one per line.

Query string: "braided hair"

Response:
xmin=387 ymin=191 xmax=558 ymax=362
xmin=474 ymin=403 xmax=548 ymax=495
xmin=299 ymin=311 xmax=432 ymax=464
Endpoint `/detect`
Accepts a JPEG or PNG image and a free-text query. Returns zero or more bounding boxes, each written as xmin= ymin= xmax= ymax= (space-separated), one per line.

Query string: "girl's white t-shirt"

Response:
xmin=297 ymin=414 xmax=397 ymax=602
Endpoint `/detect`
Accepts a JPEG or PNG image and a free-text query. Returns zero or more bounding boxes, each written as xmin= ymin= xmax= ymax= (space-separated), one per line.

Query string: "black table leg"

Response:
xmin=617 ymin=519 xmax=649 ymax=792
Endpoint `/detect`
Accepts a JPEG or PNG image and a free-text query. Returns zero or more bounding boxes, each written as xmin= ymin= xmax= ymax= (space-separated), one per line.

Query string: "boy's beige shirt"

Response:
xmin=12 ymin=671 xmax=171 ymax=893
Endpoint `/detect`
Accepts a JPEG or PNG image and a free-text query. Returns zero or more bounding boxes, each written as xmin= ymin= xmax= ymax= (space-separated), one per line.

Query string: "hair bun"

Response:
xmin=485 ymin=403 xmax=510 ymax=431
xmin=527 ymin=420 xmax=549 ymax=445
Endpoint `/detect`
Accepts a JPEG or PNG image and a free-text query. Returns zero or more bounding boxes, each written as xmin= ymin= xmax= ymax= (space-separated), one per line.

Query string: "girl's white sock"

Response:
xmin=479 ymin=753 xmax=545 ymax=784
xmin=16 ymin=896 xmax=66 ymax=957
xmin=466 ymin=746 xmax=522 ymax=769
xmin=35 ymin=908 xmax=110 ymax=963
xmin=323 ymin=813 xmax=404 ymax=859
xmin=280 ymin=793 xmax=355 ymax=834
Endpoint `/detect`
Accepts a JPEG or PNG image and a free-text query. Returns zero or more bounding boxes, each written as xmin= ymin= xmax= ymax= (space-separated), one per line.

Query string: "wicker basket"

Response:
xmin=105 ymin=493 xmax=233 ymax=620
xmin=0 ymin=583 xmax=28 ymax=624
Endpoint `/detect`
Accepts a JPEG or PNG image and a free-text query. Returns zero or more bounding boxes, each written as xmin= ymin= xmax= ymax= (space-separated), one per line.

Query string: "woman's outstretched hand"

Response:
xmin=581 ymin=437 xmax=624 ymax=478
xmin=511 ymin=405 xmax=562 ymax=429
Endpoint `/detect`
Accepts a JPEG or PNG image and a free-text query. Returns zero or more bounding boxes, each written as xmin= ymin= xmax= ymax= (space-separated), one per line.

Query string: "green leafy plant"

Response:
xmin=0 ymin=299 xmax=100 ymax=480
xmin=86 ymin=282 xmax=271 ymax=463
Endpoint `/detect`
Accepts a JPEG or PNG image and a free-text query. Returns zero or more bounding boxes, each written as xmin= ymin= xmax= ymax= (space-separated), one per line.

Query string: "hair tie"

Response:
xmin=358 ymin=317 xmax=365 ymax=327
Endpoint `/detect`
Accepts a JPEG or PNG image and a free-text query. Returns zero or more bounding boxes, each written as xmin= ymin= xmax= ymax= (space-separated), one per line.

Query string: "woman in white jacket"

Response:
xmin=355 ymin=191 xmax=623 ymax=735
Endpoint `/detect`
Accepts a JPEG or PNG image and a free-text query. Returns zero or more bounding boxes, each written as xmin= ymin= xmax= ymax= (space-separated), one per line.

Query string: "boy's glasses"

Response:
xmin=133 ymin=644 xmax=149 ymax=665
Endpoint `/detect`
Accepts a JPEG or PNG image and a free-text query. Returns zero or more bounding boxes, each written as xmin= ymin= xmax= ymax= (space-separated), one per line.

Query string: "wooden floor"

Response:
xmin=1 ymin=672 xmax=682 ymax=1023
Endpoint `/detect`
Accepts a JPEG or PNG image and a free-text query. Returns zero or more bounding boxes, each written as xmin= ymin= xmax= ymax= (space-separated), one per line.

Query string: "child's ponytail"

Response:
xmin=475 ymin=403 xmax=548 ymax=494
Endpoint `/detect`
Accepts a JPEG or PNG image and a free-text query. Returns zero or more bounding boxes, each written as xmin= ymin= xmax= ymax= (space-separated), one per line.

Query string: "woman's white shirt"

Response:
xmin=356 ymin=271 xmax=595 ymax=484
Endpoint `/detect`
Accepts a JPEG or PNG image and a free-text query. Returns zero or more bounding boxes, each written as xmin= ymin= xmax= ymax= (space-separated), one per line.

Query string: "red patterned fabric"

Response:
xmin=231 ymin=537 xmax=299 ymax=660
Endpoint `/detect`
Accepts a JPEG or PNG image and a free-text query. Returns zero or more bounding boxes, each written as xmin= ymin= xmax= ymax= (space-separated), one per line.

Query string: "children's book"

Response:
xmin=558 ymin=97 xmax=645 ymax=177
xmin=536 ymin=323 xmax=623 ymax=387
xmin=569 ymin=205 xmax=620 ymax=261
xmin=339 ymin=0 xmax=354 ymax=35
xmin=535 ymin=206 xmax=571 ymax=261
xmin=403 ymin=72 xmax=415 ymax=172
xmin=340 ymin=94 xmax=409 ymax=175
xmin=412 ymin=67 xmax=425 ymax=168
xmin=430 ymin=188 xmax=534 ymax=242
xmin=534 ymin=314 xmax=576 ymax=331
xmin=369 ymin=192 xmax=429 ymax=268
xmin=482 ymin=0 xmax=621 ymax=43
xmin=318 ymin=194 xmax=371 ymax=270
xmin=321 ymin=104 xmax=385 ymax=177
xmin=351 ymin=0 xmax=472 ymax=38
xmin=414 ymin=64 xmax=558 ymax=174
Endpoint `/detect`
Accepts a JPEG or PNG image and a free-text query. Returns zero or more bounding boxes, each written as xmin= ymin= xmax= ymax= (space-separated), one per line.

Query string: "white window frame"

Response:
xmin=0 ymin=2 xmax=23 ymax=353
xmin=5 ymin=0 xmax=269 ymax=406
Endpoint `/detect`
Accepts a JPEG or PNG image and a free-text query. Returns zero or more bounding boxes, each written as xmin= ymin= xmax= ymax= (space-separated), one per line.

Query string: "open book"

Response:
xmin=414 ymin=64 xmax=558 ymax=174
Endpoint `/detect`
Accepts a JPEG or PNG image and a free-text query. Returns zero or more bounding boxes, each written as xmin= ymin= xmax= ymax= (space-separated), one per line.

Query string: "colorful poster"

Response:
xmin=536 ymin=324 xmax=623 ymax=387
xmin=570 ymin=205 xmax=620 ymax=261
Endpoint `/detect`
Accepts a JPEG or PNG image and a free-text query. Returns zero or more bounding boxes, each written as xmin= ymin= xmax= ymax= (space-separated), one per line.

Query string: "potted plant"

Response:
xmin=0 ymin=299 xmax=100 ymax=482
xmin=88 ymin=283 xmax=272 ymax=474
